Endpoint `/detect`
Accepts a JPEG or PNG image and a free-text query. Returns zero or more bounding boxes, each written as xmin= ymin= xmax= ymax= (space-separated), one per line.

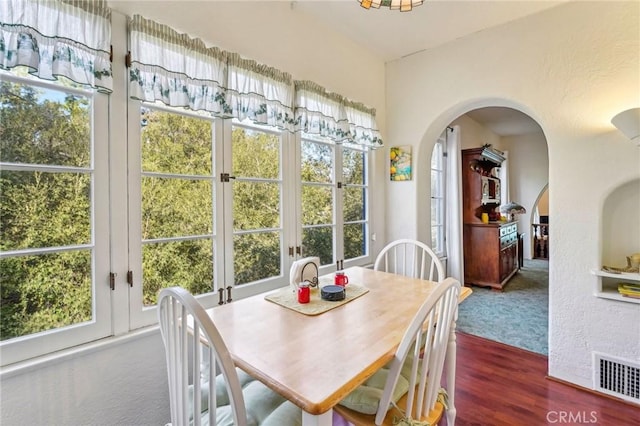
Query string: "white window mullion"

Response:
xmin=220 ymin=119 xmax=235 ymax=296
xmin=334 ymin=144 xmax=345 ymax=267
xmin=213 ymin=117 xmax=226 ymax=299
xmin=110 ymin=10 xmax=131 ymax=335
xmin=282 ymin=130 xmax=299 ymax=277
xmin=126 ymin=98 xmax=146 ymax=329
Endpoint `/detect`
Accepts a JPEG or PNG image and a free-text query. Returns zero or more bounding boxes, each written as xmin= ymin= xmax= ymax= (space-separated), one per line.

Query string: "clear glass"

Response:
xmin=142 ymin=177 xmax=213 ymax=239
xmin=0 ymin=250 xmax=92 ymax=340
xmin=233 ymin=232 xmax=281 ymax=284
xmin=302 ymin=226 xmax=334 ymax=265
xmin=302 ymin=140 xmax=332 ymax=183
xmin=142 ymin=240 xmax=214 ymax=305
xmin=140 ymin=107 xmax=216 ymax=301
xmin=344 ymin=223 xmax=366 ymax=259
xmin=0 ymin=79 xmax=94 ymax=341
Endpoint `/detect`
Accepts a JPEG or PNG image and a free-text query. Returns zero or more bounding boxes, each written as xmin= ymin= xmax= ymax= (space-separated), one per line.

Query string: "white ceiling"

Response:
xmin=292 ymin=0 xmax=563 ymax=137
xmin=110 ymin=0 xmax=559 ymax=136
xmin=293 ymin=0 xmax=566 ymax=63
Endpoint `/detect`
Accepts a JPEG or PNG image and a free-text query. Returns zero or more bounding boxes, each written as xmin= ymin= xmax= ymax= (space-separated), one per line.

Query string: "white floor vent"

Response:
xmin=593 ymin=352 xmax=640 ymax=403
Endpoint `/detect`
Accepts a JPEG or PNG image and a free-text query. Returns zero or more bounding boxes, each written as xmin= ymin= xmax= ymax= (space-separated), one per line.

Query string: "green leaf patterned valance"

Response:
xmin=226 ymin=53 xmax=295 ymax=132
xmin=127 ymin=15 xmax=382 ymax=148
xmin=294 ymin=80 xmax=383 ymax=148
xmin=128 ymin=15 xmax=230 ymax=115
xmin=0 ymin=0 xmax=113 ymax=93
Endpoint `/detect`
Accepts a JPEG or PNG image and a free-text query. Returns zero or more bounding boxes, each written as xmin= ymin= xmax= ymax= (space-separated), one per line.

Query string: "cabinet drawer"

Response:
xmin=500 ymin=233 xmax=518 ymax=248
xmin=500 ymin=223 xmax=518 ymax=237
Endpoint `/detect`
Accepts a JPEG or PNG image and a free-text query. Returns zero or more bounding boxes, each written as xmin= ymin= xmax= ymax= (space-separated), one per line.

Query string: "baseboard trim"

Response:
xmin=545 ymin=375 xmax=640 ymax=408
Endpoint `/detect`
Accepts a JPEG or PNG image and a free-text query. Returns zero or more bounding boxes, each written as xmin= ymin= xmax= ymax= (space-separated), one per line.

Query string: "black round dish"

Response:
xmin=321 ymin=285 xmax=346 ymax=301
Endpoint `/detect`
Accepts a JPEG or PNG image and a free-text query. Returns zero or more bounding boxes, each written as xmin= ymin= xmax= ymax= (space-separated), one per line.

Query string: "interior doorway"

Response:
xmin=532 ymin=186 xmax=549 ymax=260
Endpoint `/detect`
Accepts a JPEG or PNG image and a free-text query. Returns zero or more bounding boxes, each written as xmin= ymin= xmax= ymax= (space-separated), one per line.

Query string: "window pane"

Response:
xmin=1 ymin=81 xmax=90 ymax=168
xmin=1 ymin=171 xmax=91 ymax=250
xmin=431 ymin=201 xmax=441 ymax=226
xmin=302 ymin=140 xmax=332 ymax=183
xmin=233 ymin=126 xmax=279 ymax=179
xmin=344 ymin=186 xmax=365 ymax=222
xmin=142 ymin=177 xmax=213 ymax=240
xmin=0 ymin=78 xmax=96 ymax=345
xmin=142 ymin=240 xmax=214 ymax=305
xmin=431 ymin=170 xmax=443 ymax=197
xmin=233 ymin=181 xmax=280 ymax=230
xmin=140 ymin=106 xmax=217 ymax=307
xmin=141 ymin=108 xmax=212 ymax=175
xmin=0 ymin=250 xmax=92 ymax=340
xmin=343 ymin=148 xmax=365 ymax=185
xmin=431 ymin=142 xmax=442 ymax=169
xmin=302 ymin=226 xmax=333 ymax=265
xmin=233 ymin=232 xmax=281 ymax=285
xmin=344 ymin=223 xmax=366 ymax=259
xmin=302 ymin=185 xmax=333 ymax=225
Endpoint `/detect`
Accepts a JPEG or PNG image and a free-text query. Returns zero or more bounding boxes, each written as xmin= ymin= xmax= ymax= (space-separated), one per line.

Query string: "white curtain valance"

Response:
xmin=294 ymin=80 xmax=383 ymax=148
xmin=344 ymin=100 xmax=383 ymax=149
xmin=293 ymin=80 xmax=351 ymax=142
xmin=226 ymin=53 xmax=295 ymax=132
xmin=128 ymin=16 xmax=382 ymax=148
xmin=128 ymin=15 xmax=229 ymax=115
xmin=0 ymin=0 xmax=112 ymax=93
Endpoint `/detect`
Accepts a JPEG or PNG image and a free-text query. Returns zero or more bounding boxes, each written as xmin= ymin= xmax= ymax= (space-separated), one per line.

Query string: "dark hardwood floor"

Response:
xmin=451 ymin=332 xmax=639 ymax=425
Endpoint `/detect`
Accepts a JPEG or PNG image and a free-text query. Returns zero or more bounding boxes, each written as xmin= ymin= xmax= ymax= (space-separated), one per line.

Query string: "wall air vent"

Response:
xmin=593 ymin=352 xmax=640 ymax=404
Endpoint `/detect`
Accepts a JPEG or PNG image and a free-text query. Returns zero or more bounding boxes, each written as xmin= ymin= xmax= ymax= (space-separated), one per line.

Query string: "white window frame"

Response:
xmin=224 ymin=118 xmax=294 ymax=300
xmin=298 ymin=133 xmax=371 ymax=273
xmin=127 ymin=102 xmax=224 ymax=329
xmin=431 ymin=135 xmax=447 ymax=257
xmin=0 ymin=72 xmax=111 ymax=366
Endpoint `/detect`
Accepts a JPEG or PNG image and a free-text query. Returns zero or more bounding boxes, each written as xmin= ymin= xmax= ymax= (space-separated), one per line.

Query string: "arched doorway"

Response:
xmin=422 ymin=104 xmax=550 ymax=354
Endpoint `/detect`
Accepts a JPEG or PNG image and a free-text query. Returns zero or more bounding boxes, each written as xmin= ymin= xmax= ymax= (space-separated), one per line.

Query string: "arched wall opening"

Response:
xmin=415 ymin=98 xmax=549 ymax=272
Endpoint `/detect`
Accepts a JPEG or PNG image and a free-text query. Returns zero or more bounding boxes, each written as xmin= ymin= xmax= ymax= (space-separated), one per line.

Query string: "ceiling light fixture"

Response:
xmin=359 ymin=0 xmax=424 ymax=12
xmin=611 ymin=108 xmax=640 ymax=146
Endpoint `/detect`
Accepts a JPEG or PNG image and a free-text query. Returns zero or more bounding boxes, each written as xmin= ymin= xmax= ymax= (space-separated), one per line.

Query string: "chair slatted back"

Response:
xmin=158 ymin=287 xmax=247 ymax=426
xmin=375 ymin=278 xmax=461 ymax=425
xmin=374 ymin=239 xmax=445 ymax=282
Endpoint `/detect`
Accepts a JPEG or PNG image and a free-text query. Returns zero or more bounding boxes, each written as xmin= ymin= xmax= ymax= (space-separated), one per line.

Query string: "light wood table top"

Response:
xmin=205 ymin=266 xmax=470 ymax=424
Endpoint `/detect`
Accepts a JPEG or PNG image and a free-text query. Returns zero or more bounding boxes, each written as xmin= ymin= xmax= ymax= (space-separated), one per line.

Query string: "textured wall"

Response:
xmin=386 ymin=1 xmax=640 ymax=390
xmin=1 ymin=331 xmax=169 ymax=425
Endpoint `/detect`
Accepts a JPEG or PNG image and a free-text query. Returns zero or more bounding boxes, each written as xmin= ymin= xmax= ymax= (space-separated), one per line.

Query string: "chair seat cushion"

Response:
xmin=194 ymin=369 xmax=302 ymax=426
xmin=338 ymin=366 xmax=410 ymax=415
xmin=338 ymin=350 xmax=419 ymax=415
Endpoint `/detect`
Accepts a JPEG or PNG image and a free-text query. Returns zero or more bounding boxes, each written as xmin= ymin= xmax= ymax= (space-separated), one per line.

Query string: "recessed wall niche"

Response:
xmin=601 ymin=178 xmax=640 ymax=266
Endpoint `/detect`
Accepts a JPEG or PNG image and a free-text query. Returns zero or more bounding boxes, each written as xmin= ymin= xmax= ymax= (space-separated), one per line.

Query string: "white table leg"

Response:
xmin=302 ymin=409 xmax=333 ymax=426
xmin=446 ymin=320 xmax=457 ymax=425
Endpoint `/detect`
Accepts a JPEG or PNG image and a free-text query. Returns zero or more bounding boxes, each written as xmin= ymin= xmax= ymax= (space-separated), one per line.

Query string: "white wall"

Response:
xmin=386 ymin=1 xmax=640 ymax=391
xmin=1 ymin=4 xmax=388 ymax=425
xmin=502 ymin=132 xmax=549 ymax=260
xmin=601 ymin=179 xmax=640 ymax=266
xmin=451 ymin=114 xmax=501 ymax=150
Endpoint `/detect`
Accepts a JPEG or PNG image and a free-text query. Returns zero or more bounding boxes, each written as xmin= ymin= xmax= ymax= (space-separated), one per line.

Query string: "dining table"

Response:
xmin=204 ymin=266 xmax=472 ymax=426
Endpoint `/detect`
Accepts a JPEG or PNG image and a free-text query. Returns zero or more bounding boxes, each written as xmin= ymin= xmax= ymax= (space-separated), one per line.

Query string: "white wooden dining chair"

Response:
xmin=335 ymin=277 xmax=461 ymax=426
xmin=157 ymin=287 xmax=302 ymax=426
xmin=374 ymin=239 xmax=445 ymax=282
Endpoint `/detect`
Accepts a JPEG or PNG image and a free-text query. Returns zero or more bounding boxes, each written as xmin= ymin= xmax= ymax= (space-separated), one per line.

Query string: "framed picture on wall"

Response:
xmin=390 ymin=145 xmax=412 ymax=181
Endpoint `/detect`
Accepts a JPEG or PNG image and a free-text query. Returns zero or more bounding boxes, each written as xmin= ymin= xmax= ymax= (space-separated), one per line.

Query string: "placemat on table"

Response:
xmin=264 ymin=284 xmax=369 ymax=316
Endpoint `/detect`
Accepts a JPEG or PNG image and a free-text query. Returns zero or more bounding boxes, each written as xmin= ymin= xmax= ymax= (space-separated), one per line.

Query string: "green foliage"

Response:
xmin=0 ymin=81 xmax=92 ymax=340
xmin=0 ymin=84 xmax=369 ymax=341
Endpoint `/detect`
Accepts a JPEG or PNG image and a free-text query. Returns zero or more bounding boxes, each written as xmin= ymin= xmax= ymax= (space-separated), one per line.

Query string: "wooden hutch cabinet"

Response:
xmin=462 ymin=146 xmax=518 ymax=290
